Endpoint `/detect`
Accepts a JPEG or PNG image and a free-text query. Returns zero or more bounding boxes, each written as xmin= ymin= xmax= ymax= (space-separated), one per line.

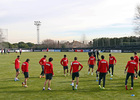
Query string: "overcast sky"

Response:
xmin=0 ymin=0 xmax=139 ymax=43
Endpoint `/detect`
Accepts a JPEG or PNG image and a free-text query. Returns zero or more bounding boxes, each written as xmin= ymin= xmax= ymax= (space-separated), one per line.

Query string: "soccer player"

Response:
xmin=97 ymin=55 xmax=109 ymax=89
xmin=43 ymin=57 xmax=54 ymax=90
xmin=21 ymin=59 xmax=30 ymax=87
xmin=60 ymin=55 xmax=69 ymax=76
xmin=109 ymin=54 xmax=117 ymax=77
xmin=39 ymin=55 xmax=47 ymax=78
xmin=19 ymin=48 xmax=22 ymax=55
xmin=70 ymin=57 xmax=83 ymax=90
xmin=88 ymin=51 xmax=92 ymax=57
xmin=88 ymin=54 xmax=96 ymax=75
xmin=96 ymin=50 xmax=100 ymax=59
xmin=124 ymin=57 xmax=138 ymax=90
xmin=14 ymin=55 xmax=20 ymax=81
xmin=96 ymin=59 xmax=100 ymax=81
xmin=134 ymin=52 xmax=139 ymax=79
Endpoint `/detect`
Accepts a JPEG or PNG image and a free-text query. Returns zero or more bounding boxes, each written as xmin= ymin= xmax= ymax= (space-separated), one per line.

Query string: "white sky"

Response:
xmin=0 ymin=0 xmax=139 ymax=43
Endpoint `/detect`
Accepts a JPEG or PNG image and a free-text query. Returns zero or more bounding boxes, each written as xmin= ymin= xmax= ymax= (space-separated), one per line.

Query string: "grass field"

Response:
xmin=0 ymin=52 xmax=140 ymax=100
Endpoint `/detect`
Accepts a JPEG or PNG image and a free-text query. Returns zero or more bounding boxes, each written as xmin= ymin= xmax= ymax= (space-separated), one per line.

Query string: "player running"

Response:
xmin=124 ymin=57 xmax=138 ymax=90
xmin=21 ymin=59 xmax=30 ymax=87
xmin=88 ymin=54 xmax=96 ymax=75
xmin=39 ymin=55 xmax=47 ymax=78
xmin=134 ymin=52 xmax=139 ymax=79
xmin=43 ymin=57 xmax=54 ymax=90
xmin=70 ymin=57 xmax=83 ymax=90
xmin=109 ymin=54 xmax=117 ymax=77
xmin=14 ymin=55 xmax=20 ymax=81
xmin=97 ymin=55 xmax=109 ymax=89
xmin=60 ymin=55 xmax=69 ymax=77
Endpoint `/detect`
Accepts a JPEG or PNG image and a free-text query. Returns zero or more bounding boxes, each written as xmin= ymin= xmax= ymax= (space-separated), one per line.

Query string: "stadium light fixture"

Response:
xmin=34 ymin=21 xmax=41 ymax=44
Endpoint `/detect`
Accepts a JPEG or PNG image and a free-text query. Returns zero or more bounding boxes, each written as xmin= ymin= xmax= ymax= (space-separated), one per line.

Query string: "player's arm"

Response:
xmin=21 ymin=64 xmax=24 ymax=73
xmin=70 ymin=63 xmax=73 ymax=75
xmin=94 ymin=59 xmax=96 ymax=65
xmin=114 ymin=57 xmax=117 ymax=64
xmin=51 ymin=64 xmax=54 ymax=75
xmin=136 ymin=63 xmax=138 ymax=72
xmin=88 ymin=58 xmax=90 ymax=65
xmin=60 ymin=59 xmax=63 ymax=66
xmin=79 ymin=63 xmax=83 ymax=71
xmin=39 ymin=59 xmax=42 ymax=65
xmin=97 ymin=61 xmax=101 ymax=72
xmin=67 ymin=59 xmax=68 ymax=65
xmin=106 ymin=61 xmax=109 ymax=71
xmin=44 ymin=65 xmax=46 ymax=74
xmin=125 ymin=61 xmax=129 ymax=71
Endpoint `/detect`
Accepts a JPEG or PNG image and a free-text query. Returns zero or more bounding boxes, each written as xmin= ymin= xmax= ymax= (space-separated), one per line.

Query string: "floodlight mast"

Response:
xmin=34 ymin=21 xmax=41 ymax=44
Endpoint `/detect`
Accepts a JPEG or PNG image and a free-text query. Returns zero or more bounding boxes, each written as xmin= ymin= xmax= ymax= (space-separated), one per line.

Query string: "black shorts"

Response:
xmin=46 ymin=73 xmax=53 ymax=80
xmin=109 ymin=64 xmax=114 ymax=68
xmin=16 ymin=68 xmax=20 ymax=72
xmin=63 ymin=66 xmax=68 ymax=70
xmin=24 ymin=72 xmax=29 ymax=78
xmin=72 ymin=72 xmax=79 ymax=80
xmin=89 ymin=65 xmax=94 ymax=68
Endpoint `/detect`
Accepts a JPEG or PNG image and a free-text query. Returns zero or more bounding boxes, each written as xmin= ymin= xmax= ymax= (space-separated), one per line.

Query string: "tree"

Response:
xmin=26 ymin=42 xmax=34 ymax=48
xmin=134 ymin=5 xmax=140 ymax=35
xmin=18 ymin=42 xmax=29 ymax=48
xmin=42 ymin=39 xmax=58 ymax=48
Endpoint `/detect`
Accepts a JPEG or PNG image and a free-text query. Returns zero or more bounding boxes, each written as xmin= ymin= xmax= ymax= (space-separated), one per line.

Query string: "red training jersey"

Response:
xmin=44 ymin=62 xmax=54 ymax=75
xmin=21 ymin=62 xmax=29 ymax=72
xmin=60 ymin=58 xmax=68 ymax=66
xmin=88 ymin=56 xmax=96 ymax=65
xmin=97 ymin=59 xmax=109 ymax=73
xmin=15 ymin=58 xmax=20 ymax=69
xmin=39 ymin=57 xmax=46 ymax=65
xmin=70 ymin=61 xmax=83 ymax=73
xmin=126 ymin=60 xmax=138 ymax=73
xmin=109 ymin=56 xmax=117 ymax=64
xmin=134 ymin=55 xmax=139 ymax=64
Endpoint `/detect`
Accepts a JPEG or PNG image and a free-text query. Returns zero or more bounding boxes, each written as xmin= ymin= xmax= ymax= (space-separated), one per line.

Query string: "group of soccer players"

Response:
xmin=14 ymin=51 xmax=140 ymax=90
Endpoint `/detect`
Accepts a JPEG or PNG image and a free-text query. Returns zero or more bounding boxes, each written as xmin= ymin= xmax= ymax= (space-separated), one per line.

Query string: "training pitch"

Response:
xmin=0 ymin=52 xmax=140 ymax=100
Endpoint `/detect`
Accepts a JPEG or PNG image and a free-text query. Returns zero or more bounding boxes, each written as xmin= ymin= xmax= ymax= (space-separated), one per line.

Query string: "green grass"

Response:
xmin=0 ymin=52 xmax=140 ymax=100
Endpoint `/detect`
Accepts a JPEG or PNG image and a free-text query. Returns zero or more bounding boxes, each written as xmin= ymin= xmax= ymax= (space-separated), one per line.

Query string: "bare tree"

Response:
xmin=134 ymin=5 xmax=140 ymax=35
xmin=42 ymin=39 xmax=57 ymax=48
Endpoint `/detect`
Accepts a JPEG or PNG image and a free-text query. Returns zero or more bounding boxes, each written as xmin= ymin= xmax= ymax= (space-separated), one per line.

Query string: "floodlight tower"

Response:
xmin=34 ymin=21 xmax=41 ymax=44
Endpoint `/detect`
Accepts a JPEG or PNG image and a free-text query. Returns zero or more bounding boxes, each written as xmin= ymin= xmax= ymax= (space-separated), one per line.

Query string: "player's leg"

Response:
xmin=102 ymin=73 xmax=106 ymax=89
xmin=48 ymin=80 xmax=51 ymax=90
xmin=43 ymin=74 xmax=48 ymax=90
xmin=130 ymin=73 xmax=134 ymax=90
xmin=75 ymin=72 xmax=79 ymax=90
xmin=99 ymin=73 xmax=103 ymax=88
xmin=88 ymin=65 xmax=90 ymax=75
xmin=43 ymin=79 xmax=48 ymax=90
xmin=91 ymin=65 xmax=94 ymax=75
xmin=24 ymin=78 xmax=28 ymax=87
xmin=96 ymin=70 xmax=98 ymax=80
xmin=109 ymin=64 xmax=111 ymax=75
xmin=66 ymin=67 xmax=69 ymax=75
xmin=72 ymin=73 xmax=75 ymax=90
xmin=111 ymin=65 xmax=114 ymax=77
xmin=42 ymin=65 xmax=45 ymax=78
xmin=40 ymin=65 xmax=43 ymax=78
xmin=15 ymin=69 xmax=20 ymax=81
xmin=125 ymin=73 xmax=130 ymax=90
xmin=75 ymin=77 xmax=79 ymax=90
xmin=63 ymin=66 xmax=66 ymax=76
